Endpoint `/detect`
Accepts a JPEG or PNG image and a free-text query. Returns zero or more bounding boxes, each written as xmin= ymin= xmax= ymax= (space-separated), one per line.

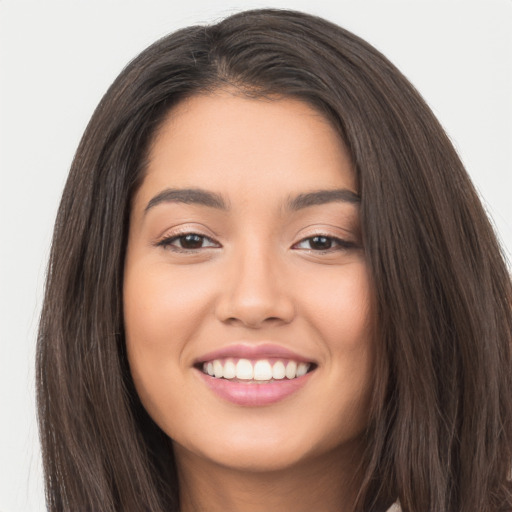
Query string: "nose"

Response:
xmin=215 ymin=244 xmax=296 ymax=329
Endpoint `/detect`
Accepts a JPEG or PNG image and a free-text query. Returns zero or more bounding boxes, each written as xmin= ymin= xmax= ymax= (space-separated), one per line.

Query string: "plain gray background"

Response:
xmin=1 ymin=1 xmax=511 ymax=510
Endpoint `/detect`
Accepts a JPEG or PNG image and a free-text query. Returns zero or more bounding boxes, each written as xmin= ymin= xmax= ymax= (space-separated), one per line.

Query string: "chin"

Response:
xmin=172 ymin=417 xmax=366 ymax=476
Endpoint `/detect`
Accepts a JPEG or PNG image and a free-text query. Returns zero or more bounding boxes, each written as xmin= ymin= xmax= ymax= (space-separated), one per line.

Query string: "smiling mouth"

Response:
xmin=196 ymin=358 xmax=317 ymax=383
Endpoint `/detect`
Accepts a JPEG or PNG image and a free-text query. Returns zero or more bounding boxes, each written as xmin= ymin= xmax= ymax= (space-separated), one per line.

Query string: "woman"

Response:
xmin=36 ymin=8 xmax=512 ymax=512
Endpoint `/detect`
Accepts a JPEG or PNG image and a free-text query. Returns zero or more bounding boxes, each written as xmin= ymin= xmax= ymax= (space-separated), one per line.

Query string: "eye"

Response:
xmin=157 ymin=233 xmax=220 ymax=251
xmin=293 ymin=235 xmax=355 ymax=252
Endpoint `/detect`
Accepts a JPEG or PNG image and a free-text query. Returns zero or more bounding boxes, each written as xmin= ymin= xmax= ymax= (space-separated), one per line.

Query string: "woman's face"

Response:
xmin=124 ymin=91 xmax=374 ymax=473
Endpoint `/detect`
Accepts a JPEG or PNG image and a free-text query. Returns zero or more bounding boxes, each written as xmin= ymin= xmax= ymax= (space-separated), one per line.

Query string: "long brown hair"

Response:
xmin=37 ymin=8 xmax=512 ymax=511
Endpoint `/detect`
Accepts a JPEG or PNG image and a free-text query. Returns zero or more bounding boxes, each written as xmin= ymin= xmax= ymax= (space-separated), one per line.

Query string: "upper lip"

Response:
xmin=194 ymin=343 xmax=316 ymax=365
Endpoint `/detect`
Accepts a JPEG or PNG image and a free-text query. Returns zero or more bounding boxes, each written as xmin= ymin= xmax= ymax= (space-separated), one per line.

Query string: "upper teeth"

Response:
xmin=202 ymin=358 xmax=311 ymax=381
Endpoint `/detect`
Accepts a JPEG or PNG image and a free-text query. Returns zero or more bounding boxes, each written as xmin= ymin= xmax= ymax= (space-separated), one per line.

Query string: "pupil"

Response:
xmin=182 ymin=234 xmax=203 ymax=248
xmin=311 ymin=236 xmax=331 ymax=249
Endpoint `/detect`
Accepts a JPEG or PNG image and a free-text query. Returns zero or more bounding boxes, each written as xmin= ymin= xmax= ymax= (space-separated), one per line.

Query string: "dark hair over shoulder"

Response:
xmin=36 ymin=8 xmax=512 ymax=511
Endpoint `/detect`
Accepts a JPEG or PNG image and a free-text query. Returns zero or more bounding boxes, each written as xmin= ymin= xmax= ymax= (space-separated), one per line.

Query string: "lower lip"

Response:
xmin=196 ymin=369 xmax=314 ymax=406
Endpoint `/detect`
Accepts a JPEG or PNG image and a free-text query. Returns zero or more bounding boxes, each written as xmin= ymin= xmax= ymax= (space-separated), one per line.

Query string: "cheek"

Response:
xmin=122 ymin=260 xmax=217 ymax=415
xmin=328 ymin=264 xmax=374 ymax=386
xmin=299 ymin=260 xmax=372 ymax=346
xmin=298 ymin=260 xmax=374 ymax=415
xmin=124 ymin=261 xmax=215 ymax=351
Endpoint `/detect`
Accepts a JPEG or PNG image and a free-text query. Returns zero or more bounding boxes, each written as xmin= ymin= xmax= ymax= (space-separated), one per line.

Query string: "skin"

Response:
xmin=124 ymin=91 xmax=375 ymax=512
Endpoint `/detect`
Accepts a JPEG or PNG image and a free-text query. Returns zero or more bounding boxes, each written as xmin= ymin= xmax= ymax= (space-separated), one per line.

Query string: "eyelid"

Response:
xmin=154 ymin=227 xmax=222 ymax=251
xmin=292 ymin=234 xmax=356 ymax=251
xmin=293 ymin=224 xmax=357 ymax=241
xmin=154 ymin=221 xmax=219 ymax=242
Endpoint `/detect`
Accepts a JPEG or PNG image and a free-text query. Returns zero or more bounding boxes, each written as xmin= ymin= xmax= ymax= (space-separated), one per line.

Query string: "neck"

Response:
xmin=175 ymin=441 xmax=364 ymax=512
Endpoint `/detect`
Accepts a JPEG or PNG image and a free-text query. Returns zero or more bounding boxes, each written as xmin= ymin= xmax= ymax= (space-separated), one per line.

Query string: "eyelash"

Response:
xmin=293 ymin=235 xmax=356 ymax=252
xmin=156 ymin=232 xmax=356 ymax=254
xmin=156 ymin=233 xmax=220 ymax=252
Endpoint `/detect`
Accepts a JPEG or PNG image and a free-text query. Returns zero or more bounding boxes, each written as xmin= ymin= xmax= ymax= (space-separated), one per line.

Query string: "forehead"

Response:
xmin=136 ymin=91 xmax=355 ymax=210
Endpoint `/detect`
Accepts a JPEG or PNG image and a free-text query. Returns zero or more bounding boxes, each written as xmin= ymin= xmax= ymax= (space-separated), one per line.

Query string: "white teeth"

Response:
xmin=285 ymin=361 xmax=297 ymax=379
xmin=272 ymin=361 xmax=286 ymax=380
xmin=201 ymin=358 xmax=313 ymax=381
xmin=254 ymin=360 xmax=273 ymax=381
xmin=213 ymin=360 xmax=223 ymax=378
xmin=223 ymin=359 xmax=236 ymax=379
xmin=236 ymin=359 xmax=254 ymax=380
xmin=297 ymin=362 xmax=309 ymax=377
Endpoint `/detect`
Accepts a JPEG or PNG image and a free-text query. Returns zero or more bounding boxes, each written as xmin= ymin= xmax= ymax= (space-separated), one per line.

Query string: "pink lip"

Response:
xmin=194 ymin=343 xmax=315 ymax=364
xmin=196 ymin=370 xmax=314 ymax=406
xmin=194 ymin=343 xmax=316 ymax=406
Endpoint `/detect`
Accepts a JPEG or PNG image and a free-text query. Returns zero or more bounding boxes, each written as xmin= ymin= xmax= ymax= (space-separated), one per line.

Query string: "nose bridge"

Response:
xmin=216 ymin=236 xmax=295 ymax=327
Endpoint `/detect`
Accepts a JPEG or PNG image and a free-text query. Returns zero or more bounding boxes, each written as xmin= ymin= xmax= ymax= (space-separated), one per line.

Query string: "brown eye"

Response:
xmin=293 ymin=235 xmax=356 ymax=252
xmin=157 ymin=233 xmax=220 ymax=251
xmin=309 ymin=236 xmax=332 ymax=250
xmin=180 ymin=234 xmax=205 ymax=249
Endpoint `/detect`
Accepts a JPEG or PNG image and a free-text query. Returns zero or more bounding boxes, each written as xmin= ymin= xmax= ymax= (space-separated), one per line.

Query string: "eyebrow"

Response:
xmin=144 ymin=187 xmax=360 ymax=214
xmin=286 ymin=189 xmax=360 ymax=210
xmin=144 ymin=188 xmax=229 ymax=213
